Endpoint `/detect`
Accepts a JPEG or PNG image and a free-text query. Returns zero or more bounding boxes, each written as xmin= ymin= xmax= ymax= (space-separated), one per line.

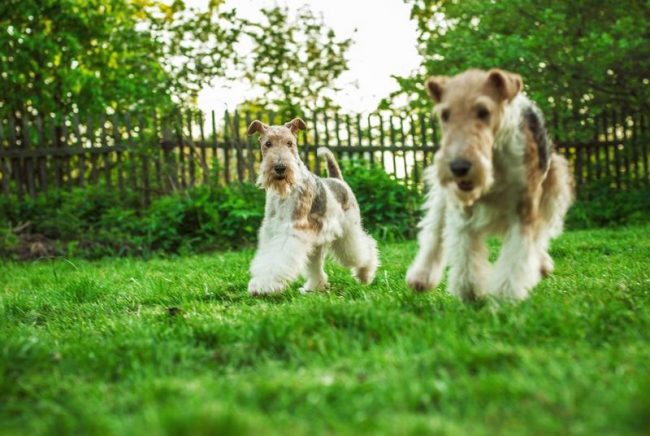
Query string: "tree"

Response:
xmin=0 ymin=0 xmax=238 ymax=119
xmin=237 ymin=6 xmax=352 ymax=118
xmin=382 ymin=0 xmax=649 ymax=117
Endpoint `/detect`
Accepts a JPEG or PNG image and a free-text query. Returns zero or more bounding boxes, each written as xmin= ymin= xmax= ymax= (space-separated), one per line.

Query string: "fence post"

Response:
xmin=21 ymin=117 xmax=36 ymax=197
xmin=244 ymin=111 xmax=256 ymax=183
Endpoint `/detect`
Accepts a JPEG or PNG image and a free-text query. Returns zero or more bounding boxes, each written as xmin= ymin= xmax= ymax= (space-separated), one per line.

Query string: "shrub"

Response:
xmin=1 ymin=164 xmax=647 ymax=259
xmin=342 ymin=161 xmax=423 ymax=240
xmin=566 ymin=181 xmax=650 ymax=229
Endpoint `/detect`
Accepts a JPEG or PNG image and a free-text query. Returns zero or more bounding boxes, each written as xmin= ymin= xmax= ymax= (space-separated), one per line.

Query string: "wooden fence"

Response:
xmin=0 ymin=108 xmax=648 ymax=206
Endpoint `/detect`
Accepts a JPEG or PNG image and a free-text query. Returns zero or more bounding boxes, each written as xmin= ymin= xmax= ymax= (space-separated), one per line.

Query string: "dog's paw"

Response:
xmin=248 ymin=278 xmax=286 ymax=296
xmin=299 ymin=281 xmax=330 ymax=294
xmin=488 ymin=282 xmax=528 ymax=301
xmin=540 ymin=252 xmax=555 ymax=277
xmin=406 ymin=267 xmax=435 ymax=292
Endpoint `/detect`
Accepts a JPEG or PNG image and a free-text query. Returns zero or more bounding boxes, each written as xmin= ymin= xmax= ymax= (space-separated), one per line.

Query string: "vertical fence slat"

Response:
xmin=223 ymin=111 xmax=231 ymax=184
xmin=636 ymin=112 xmax=650 ymax=186
xmin=389 ymin=116 xmax=397 ymax=177
xmin=21 ymin=117 xmax=36 ymax=197
xmin=356 ymin=114 xmax=363 ymax=162
xmin=185 ymin=111 xmax=196 ymax=187
xmin=174 ymin=111 xmax=187 ymax=189
xmin=379 ymin=114 xmax=386 ymax=169
xmin=367 ymin=114 xmax=375 ymax=165
xmin=35 ymin=116 xmax=48 ymax=193
xmin=99 ymin=114 xmax=112 ymax=190
xmin=111 ymin=114 xmax=125 ymax=195
xmin=323 ymin=112 xmax=331 ymax=163
xmin=0 ymin=120 xmax=8 ymax=194
xmin=198 ymin=111 xmax=209 ymax=185
xmin=138 ymin=114 xmax=150 ymax=207
xmin=210 ymin=110 xmax=220 ymax=184
xmin=8 ymin=117 xmax=25 ymax=198
xmin=152 ymin=110 xmax=163 ymax=192
xmin=72 ymin=113 xmax=84 ymax=187
xmin=244 ymin=112 xmax=256 ymax=183
xmin=232 ymin=111 xmax=245 ymax=183
xmin=409 ymin=115 xmax=419 ymax=185
xmin=611 ymin=110 xmax=622 ymax=190
xmin=87 ymin=115 xmax=100 ymax=184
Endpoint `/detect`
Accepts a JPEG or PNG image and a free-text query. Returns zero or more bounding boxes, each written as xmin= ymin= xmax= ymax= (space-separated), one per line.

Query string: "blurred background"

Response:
xmin=0 ymin=0 xmax=648 ymax=258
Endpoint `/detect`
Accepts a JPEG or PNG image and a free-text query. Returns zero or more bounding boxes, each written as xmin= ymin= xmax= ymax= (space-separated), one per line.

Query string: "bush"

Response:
xmin=1 ymin=165 xmax=647 ymax=259
xmin=0 ymin=182 xmax=266 ymax=259
xmin=342 ymin=162 xmax=423 ymax=240
xmin=566 ymin=182 xmax=650 ymax=229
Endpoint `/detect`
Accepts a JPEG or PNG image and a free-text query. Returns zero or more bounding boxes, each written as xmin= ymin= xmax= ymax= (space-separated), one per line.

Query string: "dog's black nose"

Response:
xmin=274 ymin=163 xmax=287 ymax=174
xmin=449 ymin=159 xmax=472 ymax=177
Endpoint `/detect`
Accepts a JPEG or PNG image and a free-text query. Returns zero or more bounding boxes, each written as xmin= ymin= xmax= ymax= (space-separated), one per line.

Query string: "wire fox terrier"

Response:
xmin=406 ymin=69 xmax=574 ymax=301
xmin=246 ymin=118 xmax=379 ymax=295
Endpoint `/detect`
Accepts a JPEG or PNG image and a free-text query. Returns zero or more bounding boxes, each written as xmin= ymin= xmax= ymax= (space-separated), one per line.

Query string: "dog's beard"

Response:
xmin=436 ymin=154 xmax=494 ymax=207
xmin=257 ymin=164 xmax=299 ymax=198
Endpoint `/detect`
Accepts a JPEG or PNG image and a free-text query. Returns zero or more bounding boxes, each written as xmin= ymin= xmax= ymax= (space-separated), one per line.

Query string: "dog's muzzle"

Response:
xmin=274 ymin=163 xmax=287 ymax=179
xmin=449 ymin=159 xmax=474 ymax=192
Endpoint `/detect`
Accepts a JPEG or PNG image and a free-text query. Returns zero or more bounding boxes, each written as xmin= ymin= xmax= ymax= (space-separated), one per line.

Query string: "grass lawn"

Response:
xmin=1 ymin=225 xmax=649 ymax=435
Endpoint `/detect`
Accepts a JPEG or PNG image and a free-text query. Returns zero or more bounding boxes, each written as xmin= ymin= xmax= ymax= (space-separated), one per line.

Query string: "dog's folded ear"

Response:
xmin=247 ymin=120 xmax=268 ymax=136
xmin=425 ymin=76 xmax=448 ymax=103
xmin=285 ymin=118 xmax=307 ymax=134
xmin=487 ymin=69 xmax=523 ymax=102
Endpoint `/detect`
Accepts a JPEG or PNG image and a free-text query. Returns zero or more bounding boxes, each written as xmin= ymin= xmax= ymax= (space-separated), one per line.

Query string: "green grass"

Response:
xmin=1 ymin=225 xmax=649 ymax=435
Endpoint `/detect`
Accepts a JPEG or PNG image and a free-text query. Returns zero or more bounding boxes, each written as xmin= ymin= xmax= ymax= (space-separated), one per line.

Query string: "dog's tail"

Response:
xmin=317 ymin=147 xmax=343 ymax=180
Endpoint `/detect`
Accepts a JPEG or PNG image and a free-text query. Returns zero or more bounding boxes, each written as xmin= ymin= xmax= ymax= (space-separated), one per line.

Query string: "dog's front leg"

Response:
xmin=489 ymin=223 xmax=541 ymax=300
xmin=406 ymin=184 xmax=447 ymax=292
xmin=444 ymin=207 xmax=490 ymax=300
xmin=248 ymin=227 xmax=313 ymax=295
xmin=299 ymin=244 xmax=328 ymax=293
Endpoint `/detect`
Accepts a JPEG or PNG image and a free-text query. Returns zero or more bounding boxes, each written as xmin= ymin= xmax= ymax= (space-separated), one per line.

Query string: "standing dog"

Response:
xmin=406 ymin=69 xmax=573 ymax=300
xmin=247 ymin=118 xmax=379 ymax=295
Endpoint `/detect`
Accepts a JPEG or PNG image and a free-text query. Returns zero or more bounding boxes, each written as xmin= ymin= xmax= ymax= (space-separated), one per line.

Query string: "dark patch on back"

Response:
xmin=323 ymin=178 xmax=350 ymax=210
xmin=310 ymin=178 xmax=328 ymax=216
xmin=523 ymin=104 xmax=551 ymax=171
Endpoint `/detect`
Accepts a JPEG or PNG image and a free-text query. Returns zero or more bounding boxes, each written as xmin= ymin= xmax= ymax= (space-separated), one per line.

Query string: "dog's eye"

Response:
xmin=265 ymin=141 xmax=272 ymax=148
xmin=477 ymin=107 xmax=490 ymax=121
xmin=441 ymin=109 xmax=450 ymax=122
xmin=287 ymin=141 xmax=293 ymax=147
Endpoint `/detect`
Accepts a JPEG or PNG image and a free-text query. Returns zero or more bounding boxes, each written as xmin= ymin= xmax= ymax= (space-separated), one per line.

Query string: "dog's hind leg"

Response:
xmin=406 ymin=183 xmax=447 ymax=292
xmin=331 ymin=223 xmax=379 ymax=285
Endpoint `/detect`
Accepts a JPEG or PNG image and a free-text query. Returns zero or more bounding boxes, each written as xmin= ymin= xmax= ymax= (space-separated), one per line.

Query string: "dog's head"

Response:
xmin=247 ymin=118 xmax=307 ymax=197
xmin=426 ymin=69 xmax=523 ymax=205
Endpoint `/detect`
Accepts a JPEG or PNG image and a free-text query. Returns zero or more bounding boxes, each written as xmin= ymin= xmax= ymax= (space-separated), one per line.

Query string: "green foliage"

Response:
xmin=343 ymin=162 xmax=423 ymax=240
xmin=567 ymin=182 xmax=650 ymax=229
xmin=1 ymin=226 xmax=649 ymax=434
xmin=0 ymin=0 xmax=239 ymax=119
xmin=0 ymin=183 xmax=265 ymax=259
xmin=0 ymin=0 xmax=345 ymax=120
xmin=0 ymin=162 xmax=423 ymax=258
xmin=238 ymin=6 xmax=352 ymax=117
xmin=385 ymin=0 xmax=649 ymax=117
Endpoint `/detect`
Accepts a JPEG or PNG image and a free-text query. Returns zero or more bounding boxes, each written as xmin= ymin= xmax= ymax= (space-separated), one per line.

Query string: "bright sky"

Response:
xmin=185 ymin=0 xmax=422 ymax=114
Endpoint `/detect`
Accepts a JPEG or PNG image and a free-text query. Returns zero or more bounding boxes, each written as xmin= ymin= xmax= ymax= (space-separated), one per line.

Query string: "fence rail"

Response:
xmin=0 ymin=108 xmax=648 ymax=205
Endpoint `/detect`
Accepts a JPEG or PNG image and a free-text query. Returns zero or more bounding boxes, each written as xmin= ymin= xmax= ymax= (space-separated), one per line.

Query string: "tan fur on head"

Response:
xmin=425 ymin=69 xmax=524 ymax=205
xmin=254 ymin=123 xmax=304 ymax=198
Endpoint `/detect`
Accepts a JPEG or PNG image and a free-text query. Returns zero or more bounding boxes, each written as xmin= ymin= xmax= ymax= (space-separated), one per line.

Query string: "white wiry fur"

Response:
xmin=248 ymin=147 xmax=379 ymax=295
xmin=407 ymin=94 xmax=573 ymax=301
